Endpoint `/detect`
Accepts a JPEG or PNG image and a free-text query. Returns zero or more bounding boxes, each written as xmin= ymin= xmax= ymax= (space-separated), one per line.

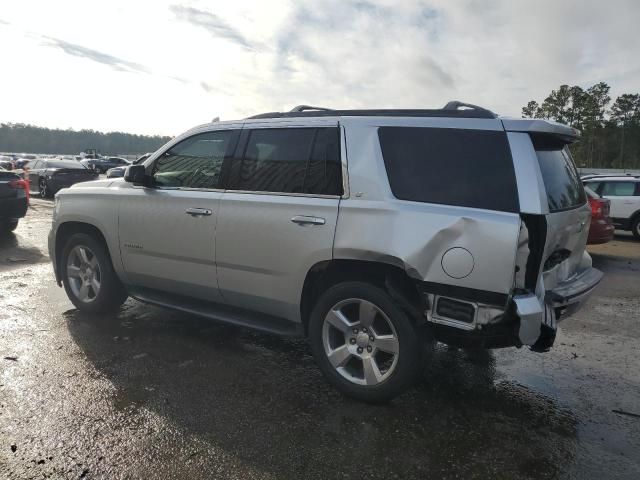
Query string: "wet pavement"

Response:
xmin=1 ymin=198 xmax=639 ymax=479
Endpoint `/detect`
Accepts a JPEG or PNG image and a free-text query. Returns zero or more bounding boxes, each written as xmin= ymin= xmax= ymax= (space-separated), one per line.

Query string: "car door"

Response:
xmin=216 ymin=121 xmax=343 ymax=322
xmin=27 ymin=160 xmax=43 ymax=193
xmin=118 ymin=127 xmax=240 ymax=302
xmin=600 ymin=181 xmax=638 ymax=222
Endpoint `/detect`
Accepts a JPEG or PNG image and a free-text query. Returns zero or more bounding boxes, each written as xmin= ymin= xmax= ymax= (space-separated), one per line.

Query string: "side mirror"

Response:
xmin=124 ymin=165 xmax=149 ymax=185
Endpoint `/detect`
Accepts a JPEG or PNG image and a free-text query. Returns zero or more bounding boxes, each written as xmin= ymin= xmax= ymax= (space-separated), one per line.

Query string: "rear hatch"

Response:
xmin=531 ymin=133 xmax=591 ymax=292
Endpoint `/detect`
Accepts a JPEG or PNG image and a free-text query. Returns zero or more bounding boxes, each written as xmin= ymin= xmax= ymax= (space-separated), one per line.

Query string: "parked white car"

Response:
xmin=48 ymin=102 xmax=602 ymax=402
xmin=582 ymin=175 xmax=640 ymax=239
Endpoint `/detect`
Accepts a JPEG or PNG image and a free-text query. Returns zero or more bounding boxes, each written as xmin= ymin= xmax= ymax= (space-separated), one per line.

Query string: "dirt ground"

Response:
xmin=1 ymin=198 xmax=639 ymax=479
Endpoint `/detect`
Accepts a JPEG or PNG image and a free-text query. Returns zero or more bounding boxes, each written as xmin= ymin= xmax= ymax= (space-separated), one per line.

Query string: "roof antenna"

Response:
xmin=212 ymin=116 xmax=220 ymax=122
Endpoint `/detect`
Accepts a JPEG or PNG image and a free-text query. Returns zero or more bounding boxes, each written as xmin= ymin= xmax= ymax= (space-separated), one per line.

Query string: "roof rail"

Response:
xmin=443 ymin=100 xmax=496 ymax=116
xmin=246 ymin=104 xmax=497 ymax=120
xmin=290 ymin=105 xmax=334 ymax=113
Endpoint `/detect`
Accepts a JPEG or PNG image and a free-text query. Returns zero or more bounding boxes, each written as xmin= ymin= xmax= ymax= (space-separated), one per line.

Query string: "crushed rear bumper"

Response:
xmin=514 ymin=266 xmax=603 ymax=350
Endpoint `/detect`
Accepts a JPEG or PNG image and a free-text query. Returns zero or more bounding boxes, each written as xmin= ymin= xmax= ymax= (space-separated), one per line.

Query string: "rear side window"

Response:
xmin=532 ymin=135 xmax=586 ymax=212
xmin=601 ymin=182 xmax=636 ymax=196
xmin=227 ymin=127 xmax=342 ymax=195
xmin=378 ymin=127 xmax=519 ymax=212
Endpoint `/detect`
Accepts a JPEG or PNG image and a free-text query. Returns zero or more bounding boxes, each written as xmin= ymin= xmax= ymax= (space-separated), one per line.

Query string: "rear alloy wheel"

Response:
xmin=39 ymin=178 xmax=50 ymax=198
xmin=322 ymin=298 xmax=400 ymax=386
xmin=309 ymin=281 xmax=423 ymax=403
xmin=61 ymin=233 xmax=128 ymax=313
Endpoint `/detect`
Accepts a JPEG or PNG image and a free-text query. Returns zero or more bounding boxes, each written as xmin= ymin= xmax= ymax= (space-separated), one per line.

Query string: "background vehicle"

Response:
xmin=49 ymin=103 xmax=601 ymax=402
xmin=82 ymin=156 xmax=130 ymax=174
xmin=26 ymin=159 xmax=98 ymax=198
xmin=106 ymin=153 xmax=151 ymax=178
xmin=0 ymin=168 xmax=28 ymax=232
xmin=14 ymin=154 xmax=38 ymax=169
xmin=0 ymin=156 xmax=14 ymax=170
xmin=585 ymin=187 xmax=614 ymax=244
xmin=582 ymin=175 xmax=640 ymax=239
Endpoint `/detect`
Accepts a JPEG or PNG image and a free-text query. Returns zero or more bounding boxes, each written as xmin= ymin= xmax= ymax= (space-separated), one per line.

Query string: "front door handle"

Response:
xmin=291 ymin=215 xmax=325 ymax=226
xmin=185 ymin=207 xmax=212 ymax=217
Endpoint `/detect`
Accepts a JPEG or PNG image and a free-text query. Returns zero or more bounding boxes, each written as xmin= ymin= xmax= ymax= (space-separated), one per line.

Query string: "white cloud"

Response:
xmin=0 ymin=0 xmax=638 ymax=136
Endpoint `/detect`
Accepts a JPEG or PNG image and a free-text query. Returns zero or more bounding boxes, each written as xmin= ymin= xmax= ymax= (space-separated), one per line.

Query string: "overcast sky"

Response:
xmin=0 ymin=0 xmax=638 ymax=136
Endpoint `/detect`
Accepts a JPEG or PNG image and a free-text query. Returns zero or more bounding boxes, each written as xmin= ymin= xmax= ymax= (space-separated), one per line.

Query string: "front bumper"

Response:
xmin=48 ymin=226 xmax=60 ymax=284
xmin=514 ymin=266 xmax=603 ymax=350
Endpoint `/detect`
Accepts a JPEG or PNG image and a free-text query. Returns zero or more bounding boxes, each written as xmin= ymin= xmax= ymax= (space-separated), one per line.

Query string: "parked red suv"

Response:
xmin=586 ymin=187 xmax=614 ymax=244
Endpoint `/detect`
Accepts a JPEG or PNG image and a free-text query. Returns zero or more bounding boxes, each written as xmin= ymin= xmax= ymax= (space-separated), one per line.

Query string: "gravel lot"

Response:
xmin=1 ymin=198 xmax=639 ymax=479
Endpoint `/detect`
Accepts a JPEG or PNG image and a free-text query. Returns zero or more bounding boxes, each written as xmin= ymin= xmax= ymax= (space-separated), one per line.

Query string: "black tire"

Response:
xmin=632 ymin=216 xmax=640 ymax=240
xmin=308 ymin=281 xmax=423 ymax=403
xmin=61 ymin=233 xmax=128 ymax=313
xmin=0 ymin=219 xmax=18 ymax=234
xmin=39 ymin=178 xmax=50 ymax=198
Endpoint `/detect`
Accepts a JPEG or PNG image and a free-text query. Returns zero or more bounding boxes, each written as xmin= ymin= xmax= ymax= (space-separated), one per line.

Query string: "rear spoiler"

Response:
xmin=501 ymin=118 xmax=580 ymax=144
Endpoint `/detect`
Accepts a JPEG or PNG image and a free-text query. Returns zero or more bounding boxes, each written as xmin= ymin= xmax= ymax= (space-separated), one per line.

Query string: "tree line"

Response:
xmin=0 ymin=123 xmax=172 ymax=156
xmin=522 ymin=82 xmax=640 ymax=168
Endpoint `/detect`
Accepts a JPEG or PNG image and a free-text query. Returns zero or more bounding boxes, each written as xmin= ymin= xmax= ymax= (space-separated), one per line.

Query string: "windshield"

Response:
xmin=532 ymin=135 xmax=586 ymax=212
xmin=47 ymin=161 xmax=87 ymax=169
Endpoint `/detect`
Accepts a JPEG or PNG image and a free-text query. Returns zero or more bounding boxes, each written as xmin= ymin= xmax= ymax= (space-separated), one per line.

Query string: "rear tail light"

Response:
xmin=8 ymin=179 xmax=27 ymax=190
xmin=589 ymin=197 xmax=608 ymax=218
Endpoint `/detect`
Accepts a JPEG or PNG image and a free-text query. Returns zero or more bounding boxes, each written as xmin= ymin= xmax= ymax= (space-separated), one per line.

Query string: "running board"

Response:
xmin=127 ymin=287 xmax=303 ymax=337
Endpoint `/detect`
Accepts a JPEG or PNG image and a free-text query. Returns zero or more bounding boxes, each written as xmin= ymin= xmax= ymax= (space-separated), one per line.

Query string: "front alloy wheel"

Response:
xmin=61 ymin=233 xmax=128 ymax=313
xmin=66 ymin=245 xmax=101 ymax=303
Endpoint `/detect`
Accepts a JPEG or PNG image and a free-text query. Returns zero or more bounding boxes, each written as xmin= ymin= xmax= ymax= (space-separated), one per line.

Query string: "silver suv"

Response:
xmin=48 ymin=102 xmax=602 ymax=402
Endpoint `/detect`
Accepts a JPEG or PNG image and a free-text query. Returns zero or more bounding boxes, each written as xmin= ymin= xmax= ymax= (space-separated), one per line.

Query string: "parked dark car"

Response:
xmin=25 ymin=159 xmax=98 ymax=198
xmin=81 ymin=156 xmax=130 ymax=174
xmin=586 ymin=187 xmax=615 ymax=244
xmin=0 ymin=159 xmax=14 ymax=170
xmin=0 ymin=168 xmax=28 ymax=232
xmin=106 ymin=153 xmax=151 ymax=178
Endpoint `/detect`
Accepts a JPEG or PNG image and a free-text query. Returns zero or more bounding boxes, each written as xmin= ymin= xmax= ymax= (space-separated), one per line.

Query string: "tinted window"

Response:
xmin=584 ymin=181 xmax=602 ymax=193
xmin=227 ymin=127 xmax=342 ymax=195
xmin=532 ymin=136 xmax=586 ymax=212
xmin=47 ymin=161 xmax=86 ymax=169
xmin=378 ymin=127 xmax=519 ymax=212
xmin=153 ymin=130 xmax=237 ymax=189
xmin=601 ymin=182 xmax=636 ymax=196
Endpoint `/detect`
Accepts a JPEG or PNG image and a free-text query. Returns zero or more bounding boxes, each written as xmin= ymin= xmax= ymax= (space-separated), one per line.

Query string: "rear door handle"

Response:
xmin=185 ymin=207 xmax=212 ymax=217
xmin=291 ymin=215 xmax=325 ymax=226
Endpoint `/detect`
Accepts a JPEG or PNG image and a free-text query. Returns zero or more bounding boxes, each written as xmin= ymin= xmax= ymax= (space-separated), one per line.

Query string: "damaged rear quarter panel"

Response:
xmin=334 ymin=118 xmax=521 ymax=296
xmin=334 ymin=199 xmax=521 ymax=294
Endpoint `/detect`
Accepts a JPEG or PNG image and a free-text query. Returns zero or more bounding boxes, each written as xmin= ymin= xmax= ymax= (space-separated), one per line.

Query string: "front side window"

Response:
xmin=601 ymin=182 xmax=636 ymax=196
xmin=153 ymin=130 xmax=237 ymax=189
xmin=378 ymin=127 xmax=519 ymax=212
xmin=227 ymin=127 xmax=342 ymax=195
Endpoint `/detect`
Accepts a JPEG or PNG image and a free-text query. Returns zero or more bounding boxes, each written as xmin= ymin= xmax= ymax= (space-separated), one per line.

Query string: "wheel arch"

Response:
xmin=300 ymin=259 xmax=425 ymax=335
xmin=54 ymin=221 xmax=114 ymax=285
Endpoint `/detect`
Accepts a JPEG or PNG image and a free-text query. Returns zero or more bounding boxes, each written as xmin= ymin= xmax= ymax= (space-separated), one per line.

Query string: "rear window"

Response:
xmin=378 ymin=127 xmax=519 ymax=212
xmin=532 ymin=135 xmax=586 ymax=212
